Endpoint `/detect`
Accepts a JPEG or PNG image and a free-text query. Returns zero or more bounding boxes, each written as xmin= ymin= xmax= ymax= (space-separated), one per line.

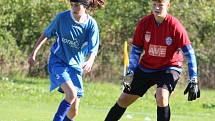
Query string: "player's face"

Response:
xmin=70 ymin=2 xmax=86 ymax=15
xmin=152 ymin=1 xmax=170 ymax=18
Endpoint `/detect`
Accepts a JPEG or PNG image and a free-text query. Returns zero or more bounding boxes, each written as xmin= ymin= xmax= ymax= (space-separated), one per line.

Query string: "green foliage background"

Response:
xmin=0 ymin=0 xmax=215 ymax=88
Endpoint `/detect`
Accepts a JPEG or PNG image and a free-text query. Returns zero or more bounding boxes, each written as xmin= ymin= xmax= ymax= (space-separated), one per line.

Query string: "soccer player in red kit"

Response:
xmin=104 ymin=0 xmax=200 ymax=121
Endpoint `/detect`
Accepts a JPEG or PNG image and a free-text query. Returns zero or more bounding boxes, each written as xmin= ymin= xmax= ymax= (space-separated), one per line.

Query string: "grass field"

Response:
xmin=0 ymin=76 xmax=215 ymax=121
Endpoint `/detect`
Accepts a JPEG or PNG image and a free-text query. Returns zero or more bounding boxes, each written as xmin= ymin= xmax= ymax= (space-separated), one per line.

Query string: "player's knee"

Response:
xmin=156 ymin=95 xmax=169 ymax=107
xmin=65 ymin=90 xmax=77 ymax=104
xmin=73 ymin=109 xmax=79 ymax=117
xmin=117 ymin=96 xmax=130 ymax=108
xmin=117 ymin=93 xmax=138 ymax=108
xmin=68 ymin=108 xmax=79 ymax=118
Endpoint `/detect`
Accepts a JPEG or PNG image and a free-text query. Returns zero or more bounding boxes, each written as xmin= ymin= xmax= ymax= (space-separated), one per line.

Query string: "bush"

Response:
xmin=0 ymin=0 xmax=68 ymax=77
xmin=0 ymin=29 xmax=28 ymax=76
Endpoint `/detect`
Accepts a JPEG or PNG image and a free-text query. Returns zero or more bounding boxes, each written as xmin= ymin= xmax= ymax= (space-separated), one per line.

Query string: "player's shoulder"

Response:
xmin=137 ymin=14 xmax=153 ymax=27
xmin=139 ymin=14 xmax=153 ymax=23
xmin=54 ymin=10 xmax=70 ymax=19
xmin=166 ymin=14 xmax=188 ymax=33
xmin=166 ymin=14 xmax=184 ymax=26
xmin=87 ymin=15 xmax=98 ymax=25
xmin=58 ymin=10 xmax=70 ymax=16
xmin=85 ymin=15 xmax=99 ymax=30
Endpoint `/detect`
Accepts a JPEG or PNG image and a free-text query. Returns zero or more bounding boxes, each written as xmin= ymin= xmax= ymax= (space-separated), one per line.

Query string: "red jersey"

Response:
xmin=133 ymin=14 xmax=191 ymax=69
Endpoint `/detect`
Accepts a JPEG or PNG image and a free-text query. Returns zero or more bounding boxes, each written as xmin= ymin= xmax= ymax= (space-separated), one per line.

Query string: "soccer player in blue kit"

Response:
xmin=28 ymin=0 xmax=105 ymax=121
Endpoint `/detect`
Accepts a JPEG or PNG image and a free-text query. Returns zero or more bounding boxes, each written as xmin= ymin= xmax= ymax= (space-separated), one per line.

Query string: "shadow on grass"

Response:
xmin=203 ymin=103 xmax=215 ymax=109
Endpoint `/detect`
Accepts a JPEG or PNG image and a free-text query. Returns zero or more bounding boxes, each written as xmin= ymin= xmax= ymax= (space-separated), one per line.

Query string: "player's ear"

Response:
xmin=167 ymin=2 xmax=170 ymax=8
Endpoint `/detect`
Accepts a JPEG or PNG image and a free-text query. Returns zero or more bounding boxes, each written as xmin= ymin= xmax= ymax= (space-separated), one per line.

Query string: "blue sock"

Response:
xmin=63 ymin=116 xmax=73 ymax=121
xmin=53 ymin=99 xmax=71 ymax=121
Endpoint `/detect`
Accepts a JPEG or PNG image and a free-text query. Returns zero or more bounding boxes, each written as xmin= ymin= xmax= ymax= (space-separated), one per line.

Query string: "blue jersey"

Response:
xmin=44 ymin=10 xmax=99 ymax=72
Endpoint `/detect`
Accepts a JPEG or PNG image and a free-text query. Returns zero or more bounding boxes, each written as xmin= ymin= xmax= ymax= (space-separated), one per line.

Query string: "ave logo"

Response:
xmin=148 ymin=44 xmax=167 ymax=57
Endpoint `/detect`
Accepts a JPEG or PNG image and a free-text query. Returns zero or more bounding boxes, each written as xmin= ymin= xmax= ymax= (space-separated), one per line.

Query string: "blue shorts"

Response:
xmin=48 ymin=54 xmax=84 ymax=97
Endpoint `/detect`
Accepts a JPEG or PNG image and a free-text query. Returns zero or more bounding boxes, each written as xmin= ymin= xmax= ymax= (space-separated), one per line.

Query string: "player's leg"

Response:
xmin=62 ymin=81 xmax=77 ymax=104
xmin=156 ymin=70 xmax=180 ymax=121
xmin=104 ymin=92 xmax=139 ymax=121
xmin=105 ymin=67 xmax=155 ymax=121
xmin=156 ymin=85 xmax=170 ymax=121
xmin=53 ymin=81 xmax=77 ymax=121
xmin=64 ymin=98 xmax=80 ymax=121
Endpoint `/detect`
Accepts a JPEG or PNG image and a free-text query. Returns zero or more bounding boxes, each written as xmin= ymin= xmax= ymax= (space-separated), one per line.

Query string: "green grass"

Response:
xmin=0 ymin=76 xmax=215 ymax=121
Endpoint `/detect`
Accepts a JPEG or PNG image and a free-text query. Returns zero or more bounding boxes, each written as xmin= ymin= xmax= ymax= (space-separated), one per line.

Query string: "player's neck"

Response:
xmin=154 ymin=14 xmax=166 ymax=24
xmin=72 ymin=11 xmax=88 ymax=23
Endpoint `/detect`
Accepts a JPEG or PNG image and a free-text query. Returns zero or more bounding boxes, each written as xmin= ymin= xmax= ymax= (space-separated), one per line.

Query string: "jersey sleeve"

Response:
xmin=128 ymin=45 xmax=143 ymax=72
xmin=182 ymin=44 xmax=198 ymax=79
xmin=174 ymin=21 xmax=191 ymax=48
xmin=43 ymin=14 xmax=60 ymax=39
xmin=132 ymin=19 xmax=145 ymax=48
xmin=87 ymin=20 xmax=99 ymax=55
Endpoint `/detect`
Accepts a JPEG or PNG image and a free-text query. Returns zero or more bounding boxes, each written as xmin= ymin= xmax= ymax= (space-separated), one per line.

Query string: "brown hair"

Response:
xmin=70 ymin=0 xmax=105 ymax=9
xmin=88 ymin=0 xmax=105 ymax=9
xmin=152 ymin=0 xmax=170 ymax=2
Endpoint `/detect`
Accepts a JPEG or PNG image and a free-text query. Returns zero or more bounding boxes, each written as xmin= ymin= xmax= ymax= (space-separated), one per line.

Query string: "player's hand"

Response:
xmin=184 ymin=77 xmax=200 ymax=101
xmin=122 ymin=70 xmax=134 ymax=91
xmin=122 ymin=70 xmax=133 ymax=81
xmin=82 ymin=53 xmax=96 ymax=73
xmin=82 ymin=60 xmax=94 ymax=73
